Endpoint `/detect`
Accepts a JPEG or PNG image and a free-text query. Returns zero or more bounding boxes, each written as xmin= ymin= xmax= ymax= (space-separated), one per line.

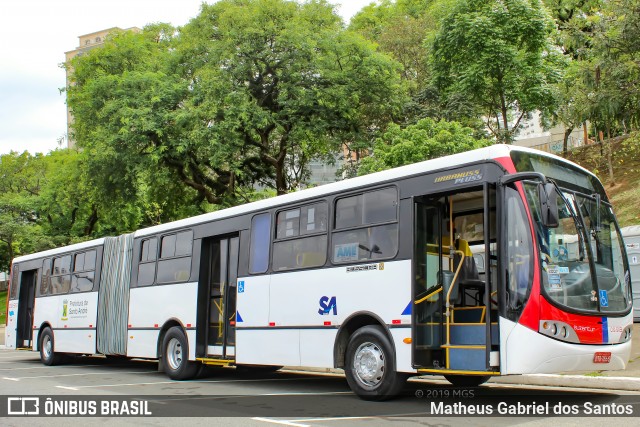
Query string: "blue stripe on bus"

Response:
xmin=602 ymin=317 xmax=608 ymax=343
xmin=237 ymin=311 xmax=244 ymax=323
xmin=402 ymin=301 xmax=412 ymax=316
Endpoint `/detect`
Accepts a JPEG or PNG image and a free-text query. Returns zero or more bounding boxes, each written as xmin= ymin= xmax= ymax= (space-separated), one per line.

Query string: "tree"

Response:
xmin=431 ymin=0 xmax=565 ymax=143
xmin=67 ymin=0 xmax=405 ymax=202
xmin=357 ymin=118 xmax=492 ymax=175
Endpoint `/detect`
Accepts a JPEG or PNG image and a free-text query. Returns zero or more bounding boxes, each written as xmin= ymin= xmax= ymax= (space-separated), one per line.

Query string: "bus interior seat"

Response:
xmin=452 ymin=238 xmax=484 ymax=306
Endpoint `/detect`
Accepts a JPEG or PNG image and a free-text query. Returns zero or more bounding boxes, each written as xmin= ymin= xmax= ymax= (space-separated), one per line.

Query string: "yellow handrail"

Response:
xmin=445 ymin=250 xmax=465 ymax=348
xmin=414 ymin=287 xmax=443 ymax=305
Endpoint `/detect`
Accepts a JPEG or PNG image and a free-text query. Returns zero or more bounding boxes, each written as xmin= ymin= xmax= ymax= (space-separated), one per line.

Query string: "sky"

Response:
xmin=0 ymin=0 xmax=374 ymax=155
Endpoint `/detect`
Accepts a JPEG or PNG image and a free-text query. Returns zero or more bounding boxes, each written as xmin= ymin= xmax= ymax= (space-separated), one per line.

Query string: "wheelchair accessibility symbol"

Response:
xmin=599 ymin=290 xmax=608 ymax=307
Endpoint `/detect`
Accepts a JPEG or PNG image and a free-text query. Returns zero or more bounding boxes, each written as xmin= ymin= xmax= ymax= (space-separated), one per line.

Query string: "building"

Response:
xmin=511 ymin=111 xmax=586 ymax=154
xmin=64 ymin=27 xmax=140 ymax=149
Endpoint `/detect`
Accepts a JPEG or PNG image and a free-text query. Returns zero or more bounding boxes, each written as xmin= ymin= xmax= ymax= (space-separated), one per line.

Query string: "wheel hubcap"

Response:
xmin=353 ymin=342 xmax=385 ymax=387
xmin=43 ymin=336 xmax=52 ymax=359
xmin=166 ymin=338 xmax=183 ymax=370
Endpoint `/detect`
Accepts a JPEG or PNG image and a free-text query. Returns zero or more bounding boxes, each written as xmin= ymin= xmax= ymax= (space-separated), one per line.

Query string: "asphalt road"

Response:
xmin=0 ymin=349 xmax=638 ymax=426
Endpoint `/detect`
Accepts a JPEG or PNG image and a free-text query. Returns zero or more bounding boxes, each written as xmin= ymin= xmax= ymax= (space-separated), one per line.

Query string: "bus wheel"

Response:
xmin=39 ymin=328 xmax=63 ymax=366
xmin=444 ymin=375 xmax=490 ymax=387
xmin=162 ymin=327 xmax=198 ymax=380
xmin=344 ymin=325 xmax=406 ymax=401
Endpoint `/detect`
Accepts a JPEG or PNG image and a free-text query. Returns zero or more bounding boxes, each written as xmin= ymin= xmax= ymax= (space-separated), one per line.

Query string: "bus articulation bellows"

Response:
xmin=5 ymin=145 xmax=633 ymax=400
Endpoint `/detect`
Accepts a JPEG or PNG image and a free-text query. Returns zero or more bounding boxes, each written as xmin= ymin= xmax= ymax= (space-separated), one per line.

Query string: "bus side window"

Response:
xmin=505 ymin=186 xmax=533 ymax=319
xmin=71 ymin=250 xmax=96 ymax=293
xmin=39 ymin=259 xmax=50 ymax=296
xmin=51 ymin=255 xmax=71 ymax=295
xmin=250 ymin=213 xmax=271 ymax=274
xmin=333 ymin=187 xmax=399 ymax=263
xmin=272 ymin=203 xmax=328 ymax=271
xmin=138 ymin=237 xmax=158 ymax=286
xmin=157 ymin=230 xmax=193 ymax=284
xmin=10 ymin=264 xmax=20 ymax=299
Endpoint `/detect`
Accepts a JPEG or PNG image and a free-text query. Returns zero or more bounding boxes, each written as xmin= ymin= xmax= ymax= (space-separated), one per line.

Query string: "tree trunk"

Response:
xmin=501 ymin=103 xmax=509 ymax=144
xmin=605 ymin=126 xmax=615 ymax=185
xmin=563 ymin=126 xmax=574 ymax=155
xmin=275 ymin=159 xmax=287 ymax=195
xmin=84 ymin=206 xmax=99 ymax=236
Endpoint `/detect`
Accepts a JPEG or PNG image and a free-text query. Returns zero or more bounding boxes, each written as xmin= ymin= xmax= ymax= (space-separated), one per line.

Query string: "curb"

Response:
xmin=490 ymin=374 xmax=640 ymax=392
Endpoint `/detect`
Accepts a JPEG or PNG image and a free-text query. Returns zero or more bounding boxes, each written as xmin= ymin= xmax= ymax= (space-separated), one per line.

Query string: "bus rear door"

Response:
xmin=15 ymin=268 xmax=37 ymax=349
xmin=199 ymin=235 xmax=239 ymax=359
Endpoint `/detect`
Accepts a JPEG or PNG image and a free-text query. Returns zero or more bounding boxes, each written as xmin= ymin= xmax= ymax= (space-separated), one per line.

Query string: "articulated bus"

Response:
xmin=5 ymin=145 xmax=633 ymax=400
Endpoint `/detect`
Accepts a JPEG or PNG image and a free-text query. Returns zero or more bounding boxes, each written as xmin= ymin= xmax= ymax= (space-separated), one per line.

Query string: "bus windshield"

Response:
xmin=513 ymin=152 xmax=632 ymax=315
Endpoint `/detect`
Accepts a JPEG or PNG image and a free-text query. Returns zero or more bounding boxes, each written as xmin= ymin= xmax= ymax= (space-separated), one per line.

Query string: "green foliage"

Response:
xmin=68 ymin=0 xmax=405 ymax=201
xmin=431 ymin=0 xmax=566 ymax=143
xmin=357 ymin=118 xmax=493 ymax=175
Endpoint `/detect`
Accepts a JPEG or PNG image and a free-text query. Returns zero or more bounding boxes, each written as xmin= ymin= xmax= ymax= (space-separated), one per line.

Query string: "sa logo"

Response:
xmin=318 ymin=296 xmax=337 ymax=315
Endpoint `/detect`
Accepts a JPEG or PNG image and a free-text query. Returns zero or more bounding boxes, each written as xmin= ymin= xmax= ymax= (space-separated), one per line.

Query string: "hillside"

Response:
xmin=563 ymin=133 xmax=640 ymax=227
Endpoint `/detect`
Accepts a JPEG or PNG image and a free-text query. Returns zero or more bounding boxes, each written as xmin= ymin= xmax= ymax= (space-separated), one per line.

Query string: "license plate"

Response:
xmin=594 ymin=352 xmax=611 ymax=363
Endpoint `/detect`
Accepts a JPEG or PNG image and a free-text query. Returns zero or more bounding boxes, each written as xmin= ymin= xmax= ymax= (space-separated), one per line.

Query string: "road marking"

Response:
xmin=252 ymin=413 xmax=429 ymax=425
xmin=0 ymin=366 xmax=52 ymax=371
xmin=55 ymin=376 xmax=330 ymax=390
xmin=0 ymin=364 xmax=110 ymax=371
xmin=252 ymin=418 xmax=310 ymax=427
xmin=3 ymin=370 xmax=158 ymax=381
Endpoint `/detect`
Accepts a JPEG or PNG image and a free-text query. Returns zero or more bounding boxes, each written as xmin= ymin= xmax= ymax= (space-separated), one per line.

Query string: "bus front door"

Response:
xmin=204 ymin=236 xmax=239 ymax=359
xmin=16 ymin=269 xmax=37 ymax=349
xmin=413 ymin=188 xmax=498 ymax=376
xmin=413 ymin=199 xmax=446 ymax=369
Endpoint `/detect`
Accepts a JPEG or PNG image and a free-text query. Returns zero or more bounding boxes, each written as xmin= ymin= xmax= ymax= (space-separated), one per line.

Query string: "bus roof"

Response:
xmin=134 ymin=145 xmax=594 ymax=237
xmin=12 ymin=238 xmax=105 ymax=264
xmin=11 ymin=145 xmax=595 ymax=264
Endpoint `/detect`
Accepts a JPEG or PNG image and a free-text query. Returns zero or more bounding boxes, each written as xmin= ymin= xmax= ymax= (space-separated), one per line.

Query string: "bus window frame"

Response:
xmin=137 ymin=237 xmax=158 ymax=287
xmin=50 ymin=253 xmax=72 ymax=296
xmin=249 ymin=212 xmax=272 ymax=275
xmin=330 ymin=186 xmax=400 ymax=265
xmin=69 ymin=249 xmax=98 ymax=294
xmin=156 ymin=229 xmax=194 ymax=285
xmin=272 ymin=200 xmax=329 ymax=272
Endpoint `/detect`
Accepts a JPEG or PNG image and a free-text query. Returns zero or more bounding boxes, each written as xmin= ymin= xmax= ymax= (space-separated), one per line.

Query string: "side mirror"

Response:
xmin=538 ymin=182 xmax=559 ymax=228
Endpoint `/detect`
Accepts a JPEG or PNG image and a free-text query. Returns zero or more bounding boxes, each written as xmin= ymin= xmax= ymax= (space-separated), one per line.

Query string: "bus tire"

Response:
xmin=39 ymin=327 xmax=63 ymax=366
xmin=162 ymin=327 xmax=198 ymax=380
xmin=344 ymin=325 xmax=406 ymax=401
xmin=444 ymin=375 xmax=490 ymax=387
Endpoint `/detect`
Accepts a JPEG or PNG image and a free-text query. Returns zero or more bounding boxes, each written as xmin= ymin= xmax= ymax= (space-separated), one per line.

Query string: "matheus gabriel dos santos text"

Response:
xmin=430 ymin=401 xmax=634 ymax=416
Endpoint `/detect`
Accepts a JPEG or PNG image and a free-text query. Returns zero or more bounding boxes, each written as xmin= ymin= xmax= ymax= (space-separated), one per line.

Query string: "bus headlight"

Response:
xmin=618 ymin=325 xmax=633 ymax=343
xmin=539 ymin=320 xmax=580 ymax=343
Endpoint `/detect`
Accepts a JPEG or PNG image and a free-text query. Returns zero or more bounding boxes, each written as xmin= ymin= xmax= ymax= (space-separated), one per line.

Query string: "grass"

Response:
xmin=584 ymin=371 xmax=605 ymax=377
xmin=565 ymin=135 xmax=640 ymax=227
xmin=0 ymin=290 xmax=6 ymax=325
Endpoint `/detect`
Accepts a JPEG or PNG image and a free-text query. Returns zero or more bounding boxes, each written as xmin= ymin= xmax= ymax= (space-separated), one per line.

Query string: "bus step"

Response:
xmin=417 ymin=367 xmax=499 ymax=376
xmin=450 ymin=323 xmax=499 ymax=345
xmin=446 ymin=346 xmax=486 ymax=371
xmin=196 ymin=357 xmax=235 ymax=367
xmin=452 ymin=307 xmax=485 ymax=323
xmin=16 ymin=347 xmax=33 ymax=351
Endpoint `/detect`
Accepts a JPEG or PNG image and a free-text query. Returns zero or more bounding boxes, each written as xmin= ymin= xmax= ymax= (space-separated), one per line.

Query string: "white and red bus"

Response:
xmin=5 ymin=145 xmax=633 ymax=400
